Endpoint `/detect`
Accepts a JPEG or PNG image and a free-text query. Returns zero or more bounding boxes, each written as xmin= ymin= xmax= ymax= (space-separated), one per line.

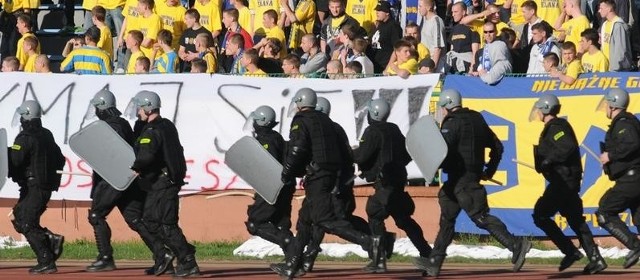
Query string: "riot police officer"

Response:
xmin=414 ymin=89 xmax=531 ymax=277
xmin=301 ymin=97 xmax=371 ymax=272
xmin=529 ymin=94 xmax=606 ymax=274
xmin=243 ymin=105 xmax=296 ymax=262
xmin=270 ymin=88 xmax=384 ymax=279
xmin=8 ymin=100 xmax=65 ymax=274
xmin=595 ymin=88 xmax=640 ymax=269
xmin=83 ymin=90 xmax=172 ymax=275
xmin=126 ymin=91 xmax=199 ymax=277
xmin=353 ymin=98 xmax=432 ymax=273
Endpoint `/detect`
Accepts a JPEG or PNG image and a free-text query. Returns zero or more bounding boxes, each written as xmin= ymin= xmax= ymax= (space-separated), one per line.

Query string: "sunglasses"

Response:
xmin=483 ymin=30 xmax=495 ymax=34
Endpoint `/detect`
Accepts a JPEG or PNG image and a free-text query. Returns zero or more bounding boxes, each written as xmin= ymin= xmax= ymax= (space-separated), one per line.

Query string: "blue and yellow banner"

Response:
xmin=444 ymin=73 xmax=640 ymax=236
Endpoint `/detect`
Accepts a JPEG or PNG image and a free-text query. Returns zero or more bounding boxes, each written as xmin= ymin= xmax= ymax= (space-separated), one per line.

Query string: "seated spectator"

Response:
xmin=384 ymin=40 xmax=418 ymax=79
xmin=282 ymin=54 xmax=303 ymax=77
xmin=16 ymin=13 xmax=40 ymax=71
xmin=542 ymin=52 xmax=560 ymax=74
xmin=92 ymin=6 xmax=114 ymax=60
xmin=223 ymin=33 xmax=246 ymax=74
xmin=527 ymin=21 xmax=560 ymax=74
xmin=579 ymin=28 xmax=609 ymax=73
xmin=152 ymin=30 xmax=179 ymax=73
xmin=195 ymin=33 xmax=217 ymax=73
xmin=135 ymin=56 xmax=151 ymax=73
xmin=61 ymin=26 xmax=112 ymax=74
xmin=326 ymin=60 xmax=344 ymax=79
xmin=549 ymin=42 xmax=582 ymax=85
xmin=299 ymin=34 xmax=327 ymax=74
xmin=344 ymin=37 xmax=374 ymax=75
xmin=63 ymin=36 xmax=86 ymax=58
xmin=2 ymin=56 xmax=20 ymax=72
xmin=257 ymin=38 xmax=283 ymax=73
xmin=344 ymin=61 xmax=363 ymax=78
xmin=404 ymin=24 xmax=430 ymax=61
xmin=418 ymin=58 xmax=435 ymax=74
xmin=22 ymin=37 xmax=39 ymax=73
xmin=34 ymin=55 xmax=52 ymax=73
xmin=470 ymin=22 xmax=512 ymax=85
xmin=190 ymin=58 xmax=208 ymax=73
xmin=126 ymin=30 xmax=146 ymax=74
xmin=403 ymin=35 xmax=430 ymax=61
xmin=241 ymin=48 xmax=267 ymax=76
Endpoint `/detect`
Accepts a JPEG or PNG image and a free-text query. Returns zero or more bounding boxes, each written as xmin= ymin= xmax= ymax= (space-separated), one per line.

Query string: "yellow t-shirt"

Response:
xmin=581 ymin=50 xmax=609 ymax=73
xmin=17 ymin=33 xmax=40 ymax=68
xmin=97 ymin=0 xmax=125 ymax=10
xmin=127 ymin=50 xmax=145 ymax=73
xmin=601 ymin=17 xmax=620 ymax=62
xmin=202 ymin=52 xmax=217 ymax=73
xmin=509 ymin=0 xmax=527 ymax=25
xmin=417 ymin=43 xmax=430 ymax=61
xmin=194 ymin=0 xmax=223 ymax=33
xmin=386 ymin=58 xmax=418 ymax=75
xmin=23 ymin=54 xmax=37 ymax=72
xmin=82 ymin=0 xmax=98 ymax=10
xmin=2 ymin=0 xmax=30 ymax=12
xmin=238 ymin=6 xmax=251 ymax=31
xmin=249 ymin=0 xmax=280 ymax=33
xmin=244 ymin=69 xmax=267 ymax=76
xmin=288 ymin=0 xmax=315 ymax=49
xmin=265 ymin=25 xmax=286 ymax=57
xmin=155 ymin=1 xmax=187 ymax=50
xmin=346 ymin=0 xmax=376 ymax=34
xmin=97 ymin=25 xmax=114 ymax=59
xmin=562 ymin=59 xmax=582 ymax=80
xmin=138 ymin=13 xmax=163 ymax=58
xmin=560 ymin=15 xmax=589 ymax=47
xmin=122 ymin=0 xmax=141 ymax=33
xmin=535 ymin=0 xmax=563 ymax=26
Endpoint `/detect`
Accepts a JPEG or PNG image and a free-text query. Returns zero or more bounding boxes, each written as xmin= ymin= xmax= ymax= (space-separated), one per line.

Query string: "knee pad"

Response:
xmin=88 ymin=211 xmax=104 ymax=226
xmin=531 ymin=213 xmax=549 ymax=227
xmin=245 ymin=221 xmax=258 ymax=235
xmin=472 ymin=213 xmax=492 ymax=229
xmin=595 ymin=211 xmax=611 ymax=226
xmin=125 ymin=217 xmax=142 ymax=232
xmin=11 ymin=219 xmax=24 ymax=234
xmin=161 ymin=224 xmax=180 ymax=238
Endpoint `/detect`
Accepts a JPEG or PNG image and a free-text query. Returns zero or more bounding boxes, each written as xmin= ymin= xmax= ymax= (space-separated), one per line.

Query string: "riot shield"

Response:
xmin=0 ymin=128 xmax=7 ymax=190
xmin=224 ymin=136 xmax=284 ymax=205
xmin=69 ymin=121 xmax=137 ymax=191
xmin=406 ymin=115 xmax=448 ymax=183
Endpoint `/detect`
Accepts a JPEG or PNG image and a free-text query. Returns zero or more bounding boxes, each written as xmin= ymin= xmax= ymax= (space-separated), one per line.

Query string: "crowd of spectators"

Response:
xmin=0 ymin=0 xmax=638 ymax=84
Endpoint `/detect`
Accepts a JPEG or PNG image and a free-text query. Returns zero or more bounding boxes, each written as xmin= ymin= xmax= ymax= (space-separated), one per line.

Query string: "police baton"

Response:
xmin=56 ymin=170 xmax=91 ymax=176
xmin=481 ymin=177 xmax=504 ymax=186
xmin=511 ymin=158 xmax=536 ymax=170
xmin=580 ymin=144 xmax=600 ymax=162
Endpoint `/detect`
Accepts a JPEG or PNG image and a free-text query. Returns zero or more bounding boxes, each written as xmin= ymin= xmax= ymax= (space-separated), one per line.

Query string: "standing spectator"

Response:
xmin=1 ymin=56 xmax=20 ymax=72
xmin=383 ymin=40 xmax=418 ymax=78
xmin=553 ymin=0 xmax=590 ymax=49
xmin=519 ymin=0 xmax=543 ymax=48
xmin=460 ymin=4 xmax=508 ymax=43
xmin=370 ymin=1 xmax=402 ymax=73
xmin=229 ymin=0 xmax=250 ymax=30
xmin=282 ymin=54 xmax=302 ymax=77
xmin=345 ymin=0 xmax=377 ymax=34
xmin=126 ymin=30 xmax=146 ymax=74
xmin=550 ymin=42 xmax=582 ymax=85
xmin=115 ymin=0 xmax=142 ymax=72
xmin=299 ymin=34 xmax=328 ymax=74
xmin=445 ymin=2 xmax=480 ymax=74
xmin=241 ymin=48 xmax=267 ymax=75
xmin=598 ymin=0 xmax=633 ymax=71
xmin=194 ymin=0 xmax=223 ymax=37
xmin=101 ymin=0 xmax=126 ymax=43
xmin=503 ymin=0 xmax=528 ymax=35
xmin=579 ymin=28 xmax=609 ymax=72
xmin=281 ymin=0 xmax=316 ymax=51
xmin=253 ymin=10 xmax=286 ymax=57
xmin=404 ymin=23 xmax=430 ymax=61
xmin=535 ymin=0 xmax=561 ymax=26
xmin=178 ymin=9 xmax=212 ymax=72
xmin=156 ymin=0 xmax=187 ymax=50
xmin=16 ymin=13 xmax=40 ymax=71
xmin=152 ymin=29 xmax=179 ymax=73
xmin=195 ymin=33 xmax=217 ymax=73
xmin=83 ymin=0 xmax=99 ymax=31
xmin=22 ymin=36 xmax=38 ymax=73
xmin=137 ymin=0 xmax=163 ymax=58
xmin=500 ymin=28 xmax=528 ymax=73
xmin=221 ymin=8 xmax=254 ymax=51
xmin=92 ymin=6 xmax=115 ymax=60
xmin=320 ymin=0 xmax=361 ymax=58
xmin=62 ymin=36 xmax=86 ymax=57
xmin=61 ymin=26 xmax=113 ymax=74
xmin=417 ymin=0 xmax=445 ymax=70
xmin=0 ymin=0 xmax=27 ymax=59
xmin=249 ymin=0 xmax=280 ymax=37
xmin=34 ymin=54 xmax=52 ymax=73
xmin=224 ymin=33 xmax=246 ymax=74
xmin=527 ymin=21 xmax=560 ymax=74
xmin=471 ymin=22 xmax=512 ymax=85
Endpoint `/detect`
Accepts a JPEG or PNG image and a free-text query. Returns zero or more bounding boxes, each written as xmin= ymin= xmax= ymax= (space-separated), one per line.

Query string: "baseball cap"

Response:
xmin=375 ymin=1 xmax=391 ymax=13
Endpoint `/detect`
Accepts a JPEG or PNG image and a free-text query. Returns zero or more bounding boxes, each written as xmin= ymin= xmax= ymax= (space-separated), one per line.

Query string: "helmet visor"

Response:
xmin=287 ymin=101 xmax=298 ymax=117
xmin=528 ymin=104 xmax=543 ymax=122
xmin=243 ymin=112 xmax=257 ymax=133
xmin=11 ymin=107 xmax=24 ymax=127
xmin=596 ymin=96 xmax=609 ymax=112
xmin=124 ymin=98 xmax=140 ymax=120
xmin=434 ymin=106 xmax=447 ymax=124
xmin=84 ymin=104 xmax=98 ymax=122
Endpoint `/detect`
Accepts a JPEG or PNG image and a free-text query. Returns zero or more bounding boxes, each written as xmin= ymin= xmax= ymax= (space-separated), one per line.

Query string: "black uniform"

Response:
xmin=354 ymin=118 xmax=432 ymax=259
xmin=532 ymin=117 xmax=602 ymax=265
xmin=8 ymin=118 xmax=65 ymax=271
xmin=245 ymin=125 xmax=296 ymax=256
xmin=87 ymin=112 xmax=168 ymax=270
xmin=277 ymin=109 xmax=379 ymax=276
xmin=132 ymin=117 xmax=198 ymax=274
xmin=303 ymin=121 xmax=370 ymax=270
xmin=432 ymin=108 xmax=524 ymax=264
xmin=596 ymin=111 xmax=640 ymax=256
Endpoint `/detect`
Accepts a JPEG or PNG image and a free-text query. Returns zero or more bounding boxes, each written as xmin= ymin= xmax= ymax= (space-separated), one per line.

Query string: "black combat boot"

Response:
xmin=174 ymin=255 xmax=200 ymax=277
xmin=511 ymin=238 xmax=531 ymax=272
xmin=271 ymin=255 xmax=304 ymax=279
xmin=384 ymin=232 xmax=396 ymax=259
xmin=44 ymin=228 xmax=64 ymax=261
xmin=559 ymin=250 xmax=584 ymax=271
xmin=363 ymin=235 xmax=386 ymax=273
xmin=85 ymin=255 xmax=116 ymax=272
xmin=29 ymin=262 xmax=57 ymax=274
xmin=413 ymin=254 xmax=444 ymax=277
xmin=302 ymin=247 xmax=320 ymax=272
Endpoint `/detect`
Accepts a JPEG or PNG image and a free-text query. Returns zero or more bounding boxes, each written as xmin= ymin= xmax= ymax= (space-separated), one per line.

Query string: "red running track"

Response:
xmin=1 ymin=261 xmax=640 ymax=279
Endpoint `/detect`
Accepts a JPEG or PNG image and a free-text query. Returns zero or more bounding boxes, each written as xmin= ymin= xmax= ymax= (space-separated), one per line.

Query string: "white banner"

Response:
xmin=0 ymin=73 xmax=439 ymax=201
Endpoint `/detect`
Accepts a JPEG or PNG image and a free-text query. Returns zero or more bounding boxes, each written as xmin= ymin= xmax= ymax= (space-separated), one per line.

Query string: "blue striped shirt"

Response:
xmin=60 ymin=46 xmax=112 ymax=74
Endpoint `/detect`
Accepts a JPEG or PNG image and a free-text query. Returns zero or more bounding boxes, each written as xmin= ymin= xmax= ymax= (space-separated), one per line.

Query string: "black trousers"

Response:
xmin=89 ymin=180 xmax=165 ymax=260
xmin=12 ymin=184 xmax=54 ymax=264
xmin=596 ymin=170 xmax=640 ymax=249
xmin=246 ymin=184 xmax=295 ymax=249
xmin=532 ymin=182 xmax=598 ymax=256
xmin=143 ymin=177 xmax=195 ymax=265
xmin=0 ymin=11 xmax=18 ymax=59
xmin=432 ymin=175 xmax=516 ymax=258
xmin=366 ymin=182 xmax=432 ymax=257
